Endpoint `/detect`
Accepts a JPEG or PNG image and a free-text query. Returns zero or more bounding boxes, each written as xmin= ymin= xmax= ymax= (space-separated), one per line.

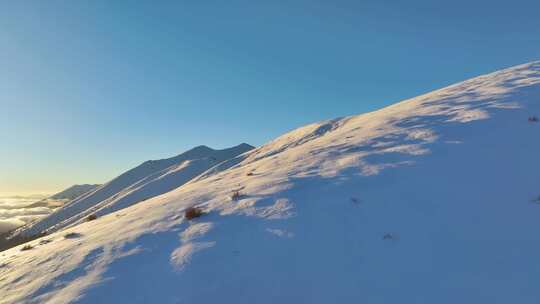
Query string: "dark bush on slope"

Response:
xmin=231 ymin=190 xmax=242 ymax=201
xmin=64 ymin=232 xmax=82 ymax=239
xmin=185 ymin=207 xmax=204 ymax=220
xmin=20 ymin=244 xmax=33 ymax=251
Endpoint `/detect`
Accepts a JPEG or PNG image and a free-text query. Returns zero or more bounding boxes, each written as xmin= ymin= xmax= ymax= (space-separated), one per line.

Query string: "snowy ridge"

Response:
xmin=1 ymin=61 xmax=540 ymax=303
xmin=22 ymin=185 xmax=99 ymax=210
xmin=16 ymin=143 xmax=253 ymax=237
xmin=48 ymin=185 xmax=100 ymax=201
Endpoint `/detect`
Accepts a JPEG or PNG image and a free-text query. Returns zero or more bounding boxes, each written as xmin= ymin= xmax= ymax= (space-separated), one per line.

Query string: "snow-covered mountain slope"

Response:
xmin=1 ymin=61 xmax=540 ymax=304
xmin=25 ymin=185 xmax=100 ymax=209
xmin=16 ymin=144 xmax=253 ymax=237
xmin=48 ymin=184 xmax=100 ymax=201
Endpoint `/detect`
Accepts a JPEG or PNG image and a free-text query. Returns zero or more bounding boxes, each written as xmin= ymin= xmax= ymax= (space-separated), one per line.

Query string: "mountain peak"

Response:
xmin=236 ymin=142 xmax=255 ymax=149
xmin=186 ymin=145 xmax=214 ymax=153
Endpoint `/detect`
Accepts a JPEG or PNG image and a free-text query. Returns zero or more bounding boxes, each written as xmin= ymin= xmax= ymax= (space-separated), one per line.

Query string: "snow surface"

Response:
xmin=1 ymin=61 xmax=540 ymax=303
xmin=48 ymin=185 xmax=100 ymax=201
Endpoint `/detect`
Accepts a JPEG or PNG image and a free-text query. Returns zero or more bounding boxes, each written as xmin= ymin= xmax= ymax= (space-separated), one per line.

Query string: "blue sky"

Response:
xmin=1 ymin=0 xmax=539 ymax=194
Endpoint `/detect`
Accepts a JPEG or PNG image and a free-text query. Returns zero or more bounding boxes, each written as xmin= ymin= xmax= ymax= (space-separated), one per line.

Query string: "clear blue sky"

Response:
xmin=1 ymin=0 xmax=539 ymax=194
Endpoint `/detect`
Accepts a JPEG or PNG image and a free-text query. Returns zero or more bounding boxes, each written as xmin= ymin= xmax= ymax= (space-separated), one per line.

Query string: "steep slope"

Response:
xmin=1 ymin=61 xmax=539 ymax=304
xmin=16 ymin=143 xmax=253 ymax=237
xmin=49 ymin=185 xmax=100 ymax=201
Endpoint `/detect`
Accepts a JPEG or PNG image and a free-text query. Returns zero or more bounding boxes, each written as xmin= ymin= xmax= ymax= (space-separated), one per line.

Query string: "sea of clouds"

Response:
xmin=0 ymin=195 xmax=53 ymax=234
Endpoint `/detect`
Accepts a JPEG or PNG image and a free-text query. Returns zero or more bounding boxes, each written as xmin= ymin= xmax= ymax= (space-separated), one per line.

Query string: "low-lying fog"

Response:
xmin=0 ymin=195 xmax=62 ymax=234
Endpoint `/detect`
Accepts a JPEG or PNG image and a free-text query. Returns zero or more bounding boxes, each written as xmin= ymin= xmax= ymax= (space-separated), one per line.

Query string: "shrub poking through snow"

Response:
xmin=64 ymin=232 xmax=82 ymax=239
xmin=231 ymin=190 xmax=242 ymax=201
xmin=0 ymin=234 xmax=41 ymax=252
xmin=529 ymin=116 xmax=539 ymax=122
xmin=87 ymin=214 xmax=98 ymax=221
xmin=185 ymin=207 xmax=204 ymax=220
xmin=20 ymin=244 xmax=33 ymax=251
xmin=246 ymin=172 xmax=254 ymax=176
xmin=39 ymin=239 xmax=52 ymax=245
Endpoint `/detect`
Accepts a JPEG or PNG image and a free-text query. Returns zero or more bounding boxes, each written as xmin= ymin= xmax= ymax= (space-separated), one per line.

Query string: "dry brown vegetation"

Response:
xmin=64 ymin=232 xmax=82 ymax=239
xmin=231 ymin=190 xmax=242 ymax=201
xmin=20 ymin=244 xmax=34 ymax=251
xmin=0 ymin=231 xmax=45 ymax=252
xmin=185 ymin=207 xmax=204 ymax=220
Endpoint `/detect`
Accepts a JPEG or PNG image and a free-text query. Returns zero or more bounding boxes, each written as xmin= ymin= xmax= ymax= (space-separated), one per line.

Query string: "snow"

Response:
xmin=1 ymin=61 xmax=540 ymax=303
xmin=13 ymin=143 xmax=253 ymax=237
xmin=48 ymin=185 xmax=100 ymax=201
xmin=170 ymin=241 xmax=216 ymax=271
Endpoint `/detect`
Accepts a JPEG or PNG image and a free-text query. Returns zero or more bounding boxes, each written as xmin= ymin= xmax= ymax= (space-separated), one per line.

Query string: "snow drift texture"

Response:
xmin=1 ymin=62 xmax=540 ymax=304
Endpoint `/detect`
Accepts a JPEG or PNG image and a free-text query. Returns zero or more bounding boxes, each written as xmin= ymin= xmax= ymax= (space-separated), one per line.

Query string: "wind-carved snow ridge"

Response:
xmin=180 ymin=222 xmax=214 ymax=243
xmin=170 ymin=242 xmax=216 ymax=271
xmin=169 ymin=222 xmax=216 ymax=271
xmin=1 ymin=61 xmax=540 ymax=303
xmin=219 ymin=197 xmax=296 ymax=219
